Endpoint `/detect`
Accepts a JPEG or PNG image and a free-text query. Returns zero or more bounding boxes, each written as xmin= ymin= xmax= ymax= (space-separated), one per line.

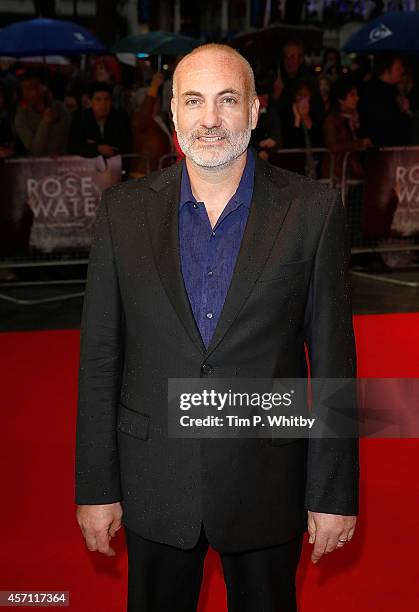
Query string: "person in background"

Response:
xmin=398 ymin=60 xmax=419 ymax=145
xmin=14 ymin=70 xmax=71 ymax=156
xmin=0 ymin=60 xmax=19 ymax=111
xmin=65 ymin=59 xmax=91 ymax=98
xmin=280 ymin=39 xmax=312 ymax=84
xmin=358 ymin=53 xmax=412 ymax=147
xmin=160 ymin=56 xmax=183 ymax=130
xmin=131 ymin=72 xmax=173 ymax=171
xmin=321 ymin=47 xmax=341 ymax=83
xmin=47 ymin=63 xmax=72 ymax=101
xmin=277 ymin=77 xmax=324 ymax=177
xmin=0 ymin=81 xmax=15 ymax=159
xmin=250 ymin=80 xmax=282 ymax=161
xmin=350 ymin=54 xmax=372 ymax=86
xmin=288 ymin=79 xmax=323 ymax=148
xmin=272 ymin=40 xmax=317 ymax=103
xmin=322 ymin=75 xmax=372 ymax=182
xmin=63 ymin=61 xmax=91 ymax=116
xmin=91 ymin=55 xmax=126 ymax=112
xmin=318 ymin=73 xmax=332 ymax=114
xmin=273 ymin=40 xmax=322 ymax=148
xmin=69 ymin=81 xmax=131 ymax=158
xmin=128 ymin=61 xmax=146 ymax=112
xmin=63 ymin=90 xmax=81 ymax=115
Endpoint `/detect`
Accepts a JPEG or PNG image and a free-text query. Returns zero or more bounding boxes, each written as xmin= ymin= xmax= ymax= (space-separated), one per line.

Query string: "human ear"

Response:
xmin=171 ymin=97 xmax=177 ymax=130
xmin=251 ymin=96 xmax=260 ymax=130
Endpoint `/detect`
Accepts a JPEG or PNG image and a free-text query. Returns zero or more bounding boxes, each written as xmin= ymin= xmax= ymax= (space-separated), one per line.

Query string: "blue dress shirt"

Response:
xmin=178 ymin=148 xmax=255 ymax=349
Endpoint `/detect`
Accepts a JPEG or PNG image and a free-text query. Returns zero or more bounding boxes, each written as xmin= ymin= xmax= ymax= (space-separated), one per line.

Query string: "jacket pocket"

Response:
xmin=257 ymin=258 xmax=311 ymax=284
xmin=117 ymin=402 xmax=150 ymax=440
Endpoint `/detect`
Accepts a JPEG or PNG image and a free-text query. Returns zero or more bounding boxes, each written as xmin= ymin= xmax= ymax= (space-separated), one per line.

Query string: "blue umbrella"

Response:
xmin=0 ymin=17 xmax=105 ymax=57
xmin=342 ymin=11 xmax=419 ymax=54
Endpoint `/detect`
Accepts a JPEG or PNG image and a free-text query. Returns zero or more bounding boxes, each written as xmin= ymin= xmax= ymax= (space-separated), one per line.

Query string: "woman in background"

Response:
xmin=322 ymin=74 xmax=372 ymax=183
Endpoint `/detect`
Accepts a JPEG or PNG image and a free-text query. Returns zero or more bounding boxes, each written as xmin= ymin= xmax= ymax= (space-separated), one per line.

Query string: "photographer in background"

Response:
xmin=14 ymin=70 xmax=71 ymax=156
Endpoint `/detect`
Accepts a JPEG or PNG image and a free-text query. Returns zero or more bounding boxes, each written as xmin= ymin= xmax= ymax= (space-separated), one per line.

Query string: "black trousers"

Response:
xmin=125 ymin=523 xmax=303 ymax=612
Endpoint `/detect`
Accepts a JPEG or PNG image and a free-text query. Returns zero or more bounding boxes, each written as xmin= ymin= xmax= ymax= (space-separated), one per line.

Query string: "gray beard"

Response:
xmin=176 ymin=123 xmax=253 ymax=168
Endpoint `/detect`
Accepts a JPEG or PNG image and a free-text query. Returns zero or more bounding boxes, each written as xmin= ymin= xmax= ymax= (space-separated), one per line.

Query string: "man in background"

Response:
xmin=69 ymin=81 xmax=131 ymax=158
xmin=14 ymin=70 xmax=70 ymax=156
xmin=358 ymin=53 xmax=412 ymax=147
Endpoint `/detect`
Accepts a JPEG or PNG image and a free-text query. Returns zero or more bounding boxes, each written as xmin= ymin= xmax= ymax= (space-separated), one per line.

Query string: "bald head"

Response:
xmin=170 ymin=43 xmax=259 ymax=169
xmin=172 ymin=43 xmax=256 ymax=102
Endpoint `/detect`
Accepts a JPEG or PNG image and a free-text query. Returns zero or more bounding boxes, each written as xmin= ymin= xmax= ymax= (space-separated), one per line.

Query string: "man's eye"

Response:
xmin=185 ymin=99 xmax=200 ymax=106
xmin=222 ymin=97 xmax=237 ymax=104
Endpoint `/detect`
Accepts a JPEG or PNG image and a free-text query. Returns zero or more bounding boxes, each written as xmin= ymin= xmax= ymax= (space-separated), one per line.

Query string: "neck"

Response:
xmin=185 ymin=149 xmax=248 ymax=206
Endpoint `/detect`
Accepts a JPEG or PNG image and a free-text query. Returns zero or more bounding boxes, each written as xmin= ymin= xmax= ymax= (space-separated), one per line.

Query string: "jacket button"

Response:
xmin=201 ymin=363 xmax=214 ymax=375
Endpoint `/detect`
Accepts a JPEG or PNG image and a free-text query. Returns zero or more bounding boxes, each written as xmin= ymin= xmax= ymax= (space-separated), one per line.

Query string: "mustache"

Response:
xmin=191 ymin=128 xmax=229 ymax=139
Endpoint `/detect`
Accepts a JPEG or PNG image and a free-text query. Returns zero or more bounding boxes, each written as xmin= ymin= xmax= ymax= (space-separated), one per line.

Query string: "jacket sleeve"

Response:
xmin=69 ymin=111 xmax=99 ymax=158
xmin=323 ymin=113 xmax=364 ymax=154
xmin=75 ymin=187 xmax=123 ymax=504
xmin=303 ymin=189 xmax=360 ymax=515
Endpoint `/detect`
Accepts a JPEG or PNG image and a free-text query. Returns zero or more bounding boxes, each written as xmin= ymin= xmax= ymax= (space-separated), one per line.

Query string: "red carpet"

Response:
xmin=1 ymin=313 xmax=419 ymax=611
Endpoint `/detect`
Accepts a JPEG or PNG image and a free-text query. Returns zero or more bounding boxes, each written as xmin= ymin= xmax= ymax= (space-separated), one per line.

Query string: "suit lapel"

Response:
xmin=204 ymin=156 xmax=295 ymax=358
xmin=144 ymin=161 xmax=207 ymax=355
xmin=144 ymin=154 xmax=297 ymax=359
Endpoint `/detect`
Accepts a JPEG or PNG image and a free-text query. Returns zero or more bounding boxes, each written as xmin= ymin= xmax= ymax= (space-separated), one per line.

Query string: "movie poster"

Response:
xmin=0 ymin=155 xmax=121 ymax=254
xmin=362 ymin=149 xmax=419 ymax=238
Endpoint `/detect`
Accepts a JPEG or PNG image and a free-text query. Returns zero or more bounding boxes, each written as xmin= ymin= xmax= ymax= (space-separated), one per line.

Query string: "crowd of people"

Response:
xmin=0 ymin=41 xmax=418 ymax=181
xmin=251 ymin=40 xmax=418 ymax=180
xmin=0 ymin=54 xmax=175 ymax=172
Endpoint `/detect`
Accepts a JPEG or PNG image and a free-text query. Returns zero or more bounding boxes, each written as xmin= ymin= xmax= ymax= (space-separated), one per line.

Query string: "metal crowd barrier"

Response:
xmin=0 ymin=147 xmax=346 ymax=306
xmin=268 ymin=147 xmax=335 ymax=188
xmin=340 ymin=147 xmax=419 ymax=288
xmin=0 ymin=153 xmax=152 ymax=305
xmin=158 ymin=152 xmax=179 ymax=170
xmin=120 ymin=153 xmax=151 ymax=179
xmin=1 ymin=146 xmax=418 ymax=305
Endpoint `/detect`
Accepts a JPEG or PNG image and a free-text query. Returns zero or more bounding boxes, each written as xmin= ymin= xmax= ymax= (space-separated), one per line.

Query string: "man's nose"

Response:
xmin=201 ymin=102 xmax=221 ymax=129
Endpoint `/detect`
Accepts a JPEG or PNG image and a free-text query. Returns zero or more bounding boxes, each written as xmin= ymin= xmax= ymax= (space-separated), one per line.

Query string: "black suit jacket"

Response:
xmin=69 ymin=107 xmax=132 ymax=157
xmin=75 ymin=151 xmax=359 ymax=552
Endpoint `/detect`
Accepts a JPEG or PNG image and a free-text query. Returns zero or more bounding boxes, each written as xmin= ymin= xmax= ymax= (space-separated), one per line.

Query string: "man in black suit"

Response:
xmin=69 ymin=81 xmax=131 ymax=158
xmin=75 ymin=44 xmax=359 ymax=611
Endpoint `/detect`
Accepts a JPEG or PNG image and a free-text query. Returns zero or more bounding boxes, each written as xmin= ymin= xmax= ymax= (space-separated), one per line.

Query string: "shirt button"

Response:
xmin=207 ymin=270 xmax=213 ymax=277
xmin=206 ymin=313 xmax=213 ymax=319
xmin=211 ymin=231 xmax=216 ymax=236
xmin=193 ymin=203 xmax=198 ymax=209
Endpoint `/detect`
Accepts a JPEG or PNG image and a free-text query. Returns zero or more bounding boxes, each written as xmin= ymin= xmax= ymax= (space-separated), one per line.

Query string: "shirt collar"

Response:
xmin=179 ymin=147 xmax=255 ymax=210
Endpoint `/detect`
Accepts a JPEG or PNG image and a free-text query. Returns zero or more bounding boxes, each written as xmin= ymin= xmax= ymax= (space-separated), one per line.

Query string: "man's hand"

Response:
xmin=272 ymin=77 xmax=284 ymax=101
xmin=398 ymin=95 xmax=412 ymax=116
xmin=259 ymin=137 xmax=276 ymax=149
xmin=76 ymin=502 xmax=123 ymax=557
xmin=97 ymin=144 xmax=118 ymax=157
xmin=361 ymin=137 xmax=373 ymax=149
xmin=307 ymin=511 xmax=357 ymax=564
